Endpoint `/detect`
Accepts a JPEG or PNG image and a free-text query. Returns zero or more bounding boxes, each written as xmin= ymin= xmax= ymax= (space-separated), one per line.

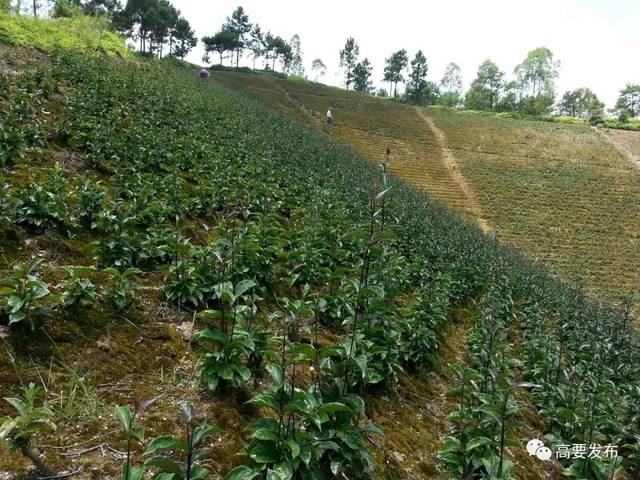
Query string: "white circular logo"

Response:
xmin=536 ymin=446 xmax=552 ymax=461
xmin=526 ymin=439 xmax=544 ymax=456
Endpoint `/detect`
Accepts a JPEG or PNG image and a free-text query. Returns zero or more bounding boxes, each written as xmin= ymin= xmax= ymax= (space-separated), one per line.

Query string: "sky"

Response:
xmin=167 ymin=0 xmax=640 ymax=109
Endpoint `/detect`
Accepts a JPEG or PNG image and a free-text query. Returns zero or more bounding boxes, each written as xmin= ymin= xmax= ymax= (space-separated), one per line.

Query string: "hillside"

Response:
xmin=214 ymin=70 xmax=640 ymax=307
xmin=0 ymin=43 xmax=639 ymax=480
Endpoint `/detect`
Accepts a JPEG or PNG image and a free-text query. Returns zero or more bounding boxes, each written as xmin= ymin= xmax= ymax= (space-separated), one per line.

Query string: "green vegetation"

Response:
xmin=427 ymin=107 xmax=640 ymax=304
xmin=1 ymin=28 xmax=639 ymax=480
xmin=212 ymin=69 xmax=640 ymax=310
xmin=0 ymin=12 xmax=130 ymax=57
xmin=0 ymin=384 xmax=57 ymax=476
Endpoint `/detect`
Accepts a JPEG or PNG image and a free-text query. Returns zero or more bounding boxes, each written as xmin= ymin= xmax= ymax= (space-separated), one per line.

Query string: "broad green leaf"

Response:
xmin=466 ymin=436 xmax=494 ymax=452
xmin=224 ymin=466 xmax=260 ymax=480
xmin=247 ymin=394 xmax=280 ymax=412
xmin=286 ymin=438 xmax=300 ymax=458
xmin=251 ymin=428 xmax=280 ymax=442
xmin=265 ymin=364 xmax=283 ymax=385
xmin=144 ymin=436 xmax=187 ymax=455
xmin=115 ymin=405 xmax=132 ymax=432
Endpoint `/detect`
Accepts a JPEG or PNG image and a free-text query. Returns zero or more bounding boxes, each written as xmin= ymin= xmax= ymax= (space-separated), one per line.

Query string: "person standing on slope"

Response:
xmin=326 ymin=108 xmax=333 ymax=124
xmin=383 ymin=147 xmax=391 ymax=168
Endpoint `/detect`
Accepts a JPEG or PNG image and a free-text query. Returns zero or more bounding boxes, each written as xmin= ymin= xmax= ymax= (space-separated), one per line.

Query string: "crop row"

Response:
xmin=1 ymin=49 xmax=639 ymax=479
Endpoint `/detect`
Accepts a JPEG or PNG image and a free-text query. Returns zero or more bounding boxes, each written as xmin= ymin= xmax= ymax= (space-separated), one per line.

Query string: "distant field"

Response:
xmin=215 ymin=70 xmax=640 ymax=305
xmin=428 ymin=109 xmax=640 ymax=302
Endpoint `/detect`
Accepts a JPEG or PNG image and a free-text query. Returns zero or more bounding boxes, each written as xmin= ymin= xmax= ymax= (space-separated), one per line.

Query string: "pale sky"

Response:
xmin=169 ymin=0 xmax=640 ymax=109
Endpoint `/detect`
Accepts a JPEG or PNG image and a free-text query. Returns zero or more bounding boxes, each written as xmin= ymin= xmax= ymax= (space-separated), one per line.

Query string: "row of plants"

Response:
xmin=1 ymin=47 xmax=639 ymax=479
xmin=516 ymin=287 xmax=639 ymax=478
xmin=0 ymin=258 xmax=139 ymax=329
xmin=439 ymin=280 xmax=522 ymax=480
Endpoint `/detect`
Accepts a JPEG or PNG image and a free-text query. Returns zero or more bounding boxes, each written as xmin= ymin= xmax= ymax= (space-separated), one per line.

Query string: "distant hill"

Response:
xmin=214 ymin=69 xmax=640 ymax=307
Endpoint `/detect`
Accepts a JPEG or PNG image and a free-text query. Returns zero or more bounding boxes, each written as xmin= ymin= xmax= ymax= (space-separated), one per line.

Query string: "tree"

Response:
xmin=52 ymin=0 xmax=83 ymax=17
xmin=339 ymin=37 xmax=359 ymax=90
xmin=615 ymin=84 xmax=640 ymax=118
xmin=464 ymin=59 xmax=504 ymax=110
xmin=202 ymin=28 xmax=240 ymax=65
xmin=224 ymin=6 xmax=251 ymax=67
xmin=407 ymin=50 xmax=428 ymax=103
xmin=311 ymin=58 xmax=326 ymax=82
xmin=171 ymin=17 xmax=197 ymax=60
xmin=558 ymin=88 xmax=605 ymax=119
xmin=122 ymin=0 xmax=160 ymax=54
xmin=147 ymin=0 xmax=178 ymax=57
xmin=0 ymin=0 xmax=11 ymax=12
xmin=383 ymin=49 xmax=408 ymax=98
xmin=418 ymin=81 xmax=440 ymax=105
xmin=264 ymin=35 xmax=289 ymax=72
xmin=496 ymin=81 xmax=520 ymax=112
xmin=82 ymin=0 xmax=122 ymax=17
xmin=31 ymin=0 xmax=41 ymax=16
xmin=515 ymin=47 xmax=559 ymax=114
xmin=439 ymin=62 xmax=463 ymax=107
xmin=353 ymin=58 xmax=373 ymax=93
xmin=515 ymin=47 xmax=559 ymax=98
xmin=288 ymin=34 xmax=304 ymax=77
xmin=248 ymin=24 xmax=263 ymax=69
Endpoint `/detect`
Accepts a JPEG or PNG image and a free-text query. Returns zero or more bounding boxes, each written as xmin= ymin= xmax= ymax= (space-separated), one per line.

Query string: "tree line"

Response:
xmin=200 ymin=6 xmax=303 ymax=76
xmin=3 ymin=1 xmax=638 ymax=120
xmin=4 ymin=0 xmax=199 ymax=60
xmin=337 ymin=38 xmax=640 ymax=121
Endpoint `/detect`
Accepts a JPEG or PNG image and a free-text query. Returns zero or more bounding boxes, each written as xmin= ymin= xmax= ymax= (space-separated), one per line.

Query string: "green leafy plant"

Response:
xmin=91 ymin=211 xmax=138 ymax=269
xmin=144 ymin=403 xmax=221 ymax=480
xmin=0 ymin=383 xmax=57 ymax=476
xmin=58 ymin=266 xmax=99 ymax=309
xmin=163 ymin=260 xmax=205 ymax=309
xmin=116 ymin=405 xmax=146 ymax=480
xmin=227 ymin=297 xmax=382 ymax=480
xmin=13 ymin=183 xmax=67 ymax=232
xmin=103 ymin=267 xmax=141 ymax=311
xmin=0 ymin=258 xmax=57 ymax=330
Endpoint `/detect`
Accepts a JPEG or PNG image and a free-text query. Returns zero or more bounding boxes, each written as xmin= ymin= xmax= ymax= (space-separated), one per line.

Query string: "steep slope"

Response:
xmin=428 ymin=109 xmax=640 ymax=304
xmin=215 ymin=71 xmax=484 ymax=224
xmin=1 ymin=44 xmax=638 ymax=480
xmin=214 ymin=70 xmax=640 ymax=307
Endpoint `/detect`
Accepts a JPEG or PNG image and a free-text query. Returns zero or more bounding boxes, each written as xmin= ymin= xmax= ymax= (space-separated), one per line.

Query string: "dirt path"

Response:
xmin=415 ymin=107 xmax=491 ymax=233
xmin=592 ymin=126 xmax=640 ymax=168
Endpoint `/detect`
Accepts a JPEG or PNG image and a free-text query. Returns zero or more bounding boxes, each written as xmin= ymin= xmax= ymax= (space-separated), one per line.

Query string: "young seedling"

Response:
xmin=59 ymin=266 xmax=99 ymax=309
xmin=115 ymin=397 xmax=159 ymax=480
xmin=144 ymin=403 xmax=221 ymax=480
xmin=0 ymin=258 xmax=58 ymax=330
xmin=0 ymin=383 xmax=57 ymax=476
xmin=103 ymin=267 xmax=141 ymax=311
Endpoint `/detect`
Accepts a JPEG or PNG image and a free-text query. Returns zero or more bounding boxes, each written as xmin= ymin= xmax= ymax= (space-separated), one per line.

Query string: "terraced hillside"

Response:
xmin=215 ymin=70 xmax=640 ymax=305
xmin=428 ymin=109 xmax=640 ymax=302
xmin=215 ymin=71 xmax=487 ymax=228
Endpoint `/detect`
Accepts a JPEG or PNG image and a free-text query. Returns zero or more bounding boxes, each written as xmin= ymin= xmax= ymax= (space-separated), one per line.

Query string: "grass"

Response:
xmin=0 ymin=13 xmax=130 ymax=57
